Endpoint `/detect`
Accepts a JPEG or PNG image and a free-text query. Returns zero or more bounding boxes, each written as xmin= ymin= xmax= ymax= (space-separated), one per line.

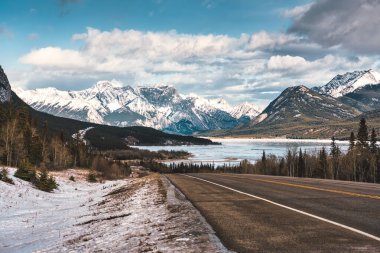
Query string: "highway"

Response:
xmin=166 ymin=173 xmax=380 ymax=252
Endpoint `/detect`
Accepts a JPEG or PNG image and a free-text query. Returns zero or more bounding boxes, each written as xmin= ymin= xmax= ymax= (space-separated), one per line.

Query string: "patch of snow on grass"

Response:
xmin=0 ymin=168 xmax=228 ymax=253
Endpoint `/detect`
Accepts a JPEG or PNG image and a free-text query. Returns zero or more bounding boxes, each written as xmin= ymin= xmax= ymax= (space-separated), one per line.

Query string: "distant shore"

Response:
xmin=203 ymin=137 xmax=349 ymax=144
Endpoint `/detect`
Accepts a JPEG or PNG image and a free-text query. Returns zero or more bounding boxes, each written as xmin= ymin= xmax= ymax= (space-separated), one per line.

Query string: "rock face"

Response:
xmin=0 ymin=66 xmax=11 ymax=103
xmin=15 ymin=82 xmax=261 ymax=135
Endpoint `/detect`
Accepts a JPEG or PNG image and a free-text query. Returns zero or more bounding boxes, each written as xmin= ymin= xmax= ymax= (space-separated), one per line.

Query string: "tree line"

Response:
xmin=246 ymin=118 xmax=380 ymax=183
xmin=0 ymin=105 xmax=131 ymax=187
xmin=0 ymin=105 xmax=91 ymax=169
xmin=152 ymin=118 xmax=380 ymax=184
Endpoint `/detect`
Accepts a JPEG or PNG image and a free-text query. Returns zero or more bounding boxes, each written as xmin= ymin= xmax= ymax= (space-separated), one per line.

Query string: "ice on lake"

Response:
xmin=136 ymin=138 xmax=349 ymax=166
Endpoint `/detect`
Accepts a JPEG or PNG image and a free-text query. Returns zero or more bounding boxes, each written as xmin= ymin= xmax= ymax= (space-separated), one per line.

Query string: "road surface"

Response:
xmin=166 ymin=173 xmax=380 ymax=252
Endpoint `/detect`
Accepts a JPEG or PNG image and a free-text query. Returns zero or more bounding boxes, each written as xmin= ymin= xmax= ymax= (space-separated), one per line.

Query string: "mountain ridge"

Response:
xmin=15 ymin=82 xmax=261 ymax=135
xmin=313 ymin=69 xmax=380 ymax=97
xmin=0 ymin=66 xmax=215 ymax=149
xmin=0 ymin=66 xmax=11 ymax=103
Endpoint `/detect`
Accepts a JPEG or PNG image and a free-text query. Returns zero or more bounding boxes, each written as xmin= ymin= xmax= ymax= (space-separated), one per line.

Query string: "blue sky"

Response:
xmin=1 ymin=0 xmax=379 ymax=106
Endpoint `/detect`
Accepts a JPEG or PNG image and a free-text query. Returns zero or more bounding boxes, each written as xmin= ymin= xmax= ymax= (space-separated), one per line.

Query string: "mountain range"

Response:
xmin=209 ymin=69 xmax=380 ymax=138
xmin=15 ymin=83 xmax=260 ymax=135
xmin=0 ymin=66 xmax=214 ymax=149
xmin=11 ymin=67 xmax=380 ymax=138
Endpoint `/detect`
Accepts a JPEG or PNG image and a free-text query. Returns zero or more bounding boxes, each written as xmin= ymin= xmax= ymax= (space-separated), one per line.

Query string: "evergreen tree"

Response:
xmin=298 ymin=148 xmax=305 ymax=177
xmin=261 ymin=150 xmax=266 ymax=163
xmin=319 ymin=147 xmax=328 ymax=179
xmin=330 ymin=137 xmax=341 ymax=179
xmin=370 ymin=128 xmax=378 ymax=153
xmin=357 ymin=118 xmax=369 ymax=149
xmin=349 ymin=131 xmax=356 ymax=152
xmin=330 ymin=137 xmax=338 ymax=156
xmin=261 ymin=150 xmax=267 ymax=173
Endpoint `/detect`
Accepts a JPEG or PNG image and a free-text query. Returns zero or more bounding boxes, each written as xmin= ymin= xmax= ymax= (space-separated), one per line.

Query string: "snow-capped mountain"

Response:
xmin=230 ymin=102 xmax=260 ymax=119
xmin=15 ymin=82 xmax=261 ymax=135
xmin=313 ymin=69 xmax=380 ymax=98
xmin=253 ymin=85 xmax=360 ymax=126
xmin=0 ymin=66 xmax=11 ymax=103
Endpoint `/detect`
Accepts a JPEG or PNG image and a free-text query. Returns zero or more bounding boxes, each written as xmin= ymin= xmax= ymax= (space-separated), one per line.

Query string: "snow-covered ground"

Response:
xmin=0 ymin=168 xmax=228 ymax=252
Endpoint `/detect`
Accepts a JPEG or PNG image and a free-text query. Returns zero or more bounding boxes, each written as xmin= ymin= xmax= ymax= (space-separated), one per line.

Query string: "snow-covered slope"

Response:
xmin=15 ymin=82 xmax=259 ymax=135
xmin=314 ymin=69 xmax=380 ymax=98
xmin=230 ymin=102 xmax=261 ymax=119
xmin=0 ymin=66 xmax=11 ymax=103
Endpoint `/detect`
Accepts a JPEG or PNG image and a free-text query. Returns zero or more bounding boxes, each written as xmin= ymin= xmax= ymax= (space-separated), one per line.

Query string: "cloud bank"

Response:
xmin=14 ymin=0 xmax=380 ymax=106
xmin=288 ymin=0 xmax=380 ymax=54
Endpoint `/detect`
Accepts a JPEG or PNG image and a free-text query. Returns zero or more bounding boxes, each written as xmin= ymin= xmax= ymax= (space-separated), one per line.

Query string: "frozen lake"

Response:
xmin=136 ymin=138 xmax=349 ymax=166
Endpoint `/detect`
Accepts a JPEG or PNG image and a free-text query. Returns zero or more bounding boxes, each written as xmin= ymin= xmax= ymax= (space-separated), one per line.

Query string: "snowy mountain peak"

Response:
xmin=314 ymin=69 xmax=380 ymax=97
xmin=15 ymin=81 xmax=261 ymax=134
xmin=230 ymin=102 xmax=261 ymax=119
xmin=209 ymin=98 xmax=232 ymax=112
xmin=91 ymin=80 xmax=123 ymax=91
xmin=0 ymin=65 xmax=12 ymax=103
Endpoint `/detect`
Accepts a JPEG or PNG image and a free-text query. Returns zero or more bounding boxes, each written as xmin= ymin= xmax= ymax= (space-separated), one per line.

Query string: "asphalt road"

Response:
xmin=166 ymin=173 xmax=380 ymax=252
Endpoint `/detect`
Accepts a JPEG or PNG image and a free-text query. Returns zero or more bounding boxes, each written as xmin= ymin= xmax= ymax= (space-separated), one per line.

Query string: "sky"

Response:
xmin=1 ymin=0 xmax=380 ymax=107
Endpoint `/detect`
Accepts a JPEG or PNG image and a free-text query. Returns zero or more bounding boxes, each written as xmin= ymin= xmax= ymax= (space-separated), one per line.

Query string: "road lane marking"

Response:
xmin=223 ymin=174 xmax=380 ymax=200
xmin=183 ymin=174 xmax=380 ymax=242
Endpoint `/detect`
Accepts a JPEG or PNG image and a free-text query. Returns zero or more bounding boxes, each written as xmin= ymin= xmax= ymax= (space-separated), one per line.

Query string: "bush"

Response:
xmin=0 ymin=168 xmax=14 ymax=184
xmin=69 ymin=175 xmax=75 ymax=182
xmin=14 ymin=165 xmax=37 ymax=182
xmin=34 ymin=169 xmax=58 ymax=192
xmin=34 ymin=170 xmax=58 ymax=192
xmin=15 ymin=166 xmax=57 ymax=192
xmin=87 ymin=170 xmax=97 ymax=183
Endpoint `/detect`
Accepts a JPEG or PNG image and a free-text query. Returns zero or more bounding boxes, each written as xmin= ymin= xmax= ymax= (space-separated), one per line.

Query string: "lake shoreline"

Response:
xmin=135 ymin=138 xmax=349 ymax=166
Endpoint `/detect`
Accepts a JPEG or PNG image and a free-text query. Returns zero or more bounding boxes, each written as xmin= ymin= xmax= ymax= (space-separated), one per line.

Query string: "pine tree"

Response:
xmin=349 ymin=131 xmax=356 ymax=152
xmin=298 ymin=148 xmax=305 ymax=177
xmin=330 ymin=137 xmax=336 ymax=155
xmin=319 ymin=147 xmax=328 ymax=179
xmin=357 ymin=118 xmax=369 ymax=149
xmin=261 ymin=150 xmax=267 ymax=173
xmin=261 ymin=150 xmax=266 ymax=163
xmin=330 ymin=137 xmax=341 ymax=179
xmin=370 ymin=128 xmax=378 ymax=154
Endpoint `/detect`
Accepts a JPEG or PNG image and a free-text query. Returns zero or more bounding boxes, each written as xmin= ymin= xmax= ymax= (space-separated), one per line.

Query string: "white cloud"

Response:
xmin=267 ymin=55 xmax=308 ymax=70
xmin=19 ymin=47 xmax=88 ymax=69
xmin=282 ymin=3 xmax=314 ymax=18
xmin=14 ymin=27 xmax=378 ymax=106
xmin=248 ymin=31 xmax=297 ymax=50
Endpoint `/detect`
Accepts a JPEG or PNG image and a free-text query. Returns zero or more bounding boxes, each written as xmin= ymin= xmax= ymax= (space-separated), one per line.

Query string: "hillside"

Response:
xmin=341 ymin=85 xmax=380 ymax=110
xmin=250 ymin=85 xmax=360 ymax=126
xmin=7 ymin=92 xmax=214 ymax=150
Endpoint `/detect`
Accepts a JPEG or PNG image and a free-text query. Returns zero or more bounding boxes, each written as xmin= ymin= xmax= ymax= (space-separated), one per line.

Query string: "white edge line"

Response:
xmin=182 ymin=174 xmax=380 ymax=242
